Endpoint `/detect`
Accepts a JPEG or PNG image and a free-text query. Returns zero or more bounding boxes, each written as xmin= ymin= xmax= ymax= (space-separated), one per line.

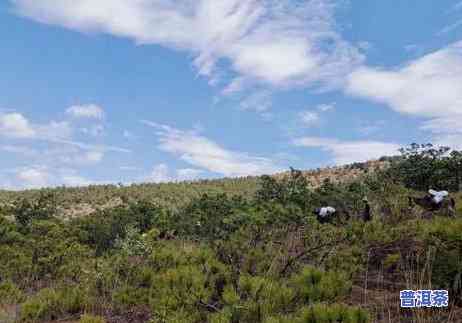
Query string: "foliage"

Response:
xmin=389 ymin=143 xmax=462 ymax=191
xmin=12 ymin=192 xmax=57 ymax=227
xmin=255 ymin=168 xmax=312 ymax=211
xmin=0 ymin=280 xmax=24 ymax=305
xmin=79 ymin=314 xmax=106 ymax=323
xmin=19 ymin=287 xmax=87 ymax=322
xmin=2 ymin=147 xmax=462 ymax=322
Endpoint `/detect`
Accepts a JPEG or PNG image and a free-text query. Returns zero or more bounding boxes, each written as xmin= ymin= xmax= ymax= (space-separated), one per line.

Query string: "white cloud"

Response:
xmin=60 ymin=174 xmax=95 ymax=187
xmin=147 ymin=164 xmax=171 ymax=183
xmin=347 ymin=41 xmax=462 ymax=118
xmin=1 ymin=145 xmax=38 ymax=156
xmin=297 ymin=103 xmax=333 ymax=128
xmin=240 ymin=90 xmax=272 ymax=113
xmin=64 ymin=150 xmax=104 ymax=165
xmin=123 ymin=130 xmax=137 ymax=139
xmin=146 ymin=164 xmax=203 ymax=183
xmin=38 ymin=121 xmax=73 ymax=140
xmin=0 ymin=110 xmax=132 ymax=189
xmin=346 ymin=41 xmax=462 ymax=144
xmin=0 ymin=112 xmax=72 ymax=140
xmin=142 ymin=121 xmax=281 ymax=176
xmin=177 ymin=168 xmax=203 ymax=181
xmin=16 ymin=167 xmax=49 ymax=189
xmin=3 ymin=166 xmax=104 ymax=190
xmin=1 ymin=112 xmax=122 ymax=153
xmin=52 ymin=138 xmax=131 ymax=153
xmin=60 ymin=176 xmax=91 ymax=187
xmin=239 ymin=90 xmax=273 ymax=119
xmin=299 ymin=111 xmax=320 ymax=127
xmin=0 ymin=113 xmax=36 ymax=138
xmin=432 ymin=133 xmax=462 ymax=151
xmin=317 ymin=103 xmax=335 ymax=112
xmin=293 ymin=137 xmax=400 ymax=165
xmin=80 ymin=124 xmax=105 ymax=137
xmin=66 ymin=104 xmax=105 ymax=119
xmin=12 ymin=0 xmax=363 ymax=90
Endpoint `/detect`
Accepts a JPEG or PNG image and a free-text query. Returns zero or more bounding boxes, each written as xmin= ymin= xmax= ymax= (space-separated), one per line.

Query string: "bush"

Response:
xmin=0 ymin=280 xmax=23 ymax=305
xmin=290 ymin=266 xmax=351 ymax=304
xmin=20 ymin=287 xmax=87 ymax=322
xmin=13 ymin=192 xmax=57 ymax=228
xmin=388 ymin=143 xmax=462 ymax=192
xmin=175 ymin=193 xmax=248 ymax=241
xmin=255 ymin=168 xmax=311 ymax=211
xmin=295 ymin=304 xmax=369 ymax=323
xmin=419 ymin=218 xmax=462 ymax=304
xmin=79 ymin=314 xmax=106 ymax=323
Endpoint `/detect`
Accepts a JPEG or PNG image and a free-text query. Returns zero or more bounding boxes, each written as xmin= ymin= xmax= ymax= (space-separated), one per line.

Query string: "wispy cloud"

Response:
xmin=293 ymin=137 xmax=400 ymax=165
xmin=0 ymin=145 xmax=38 ymax=156
xmin=11 ymin=0 xmax=363 ymax=91
xmin=0 ymin=110 xmax=130 ymax=189
xmin=142 ymin=120 xmax=281 ymax=176
xmin=346 ymin=41 xmax=462 ymax=145
xmin=297 ymin=103 xmax=334 ymax=128
xmin=50 ymin=138 xmax=131 ymax=154
xmin=238 ymin=90 xmax=274 ymax=119
xmin=6 ymin=165 xmax=108 ymax=190
xmin=239 ymin=90 xmax=272 ymax=113
xmin=0 ymin=112 xmax=73 ymax=140
xmin=145 ymin=164 xmax=203 ymax=183
xmin=317 ymin=103 xmax=335 ymax=112
xmin=0 ymin=113 xmax=36 ymax=138
xmin=299 ymin=111 xmax=320 ymax=127
xmin=437 ymin=19 xmax=462 ymax=35
xmin=66 ymin=104 xmax=105 ymax=119
xmin=16 ymin=167 xmax=49 ymax=189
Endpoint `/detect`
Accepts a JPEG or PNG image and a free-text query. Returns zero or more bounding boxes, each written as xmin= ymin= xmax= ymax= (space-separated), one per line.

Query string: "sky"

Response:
xmin=1 ymin=0 xmax=462 ymax=189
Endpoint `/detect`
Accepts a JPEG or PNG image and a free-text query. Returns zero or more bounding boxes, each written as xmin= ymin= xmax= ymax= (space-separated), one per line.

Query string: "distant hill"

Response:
xmin=0 ymin=159 xmax=392 ymax=219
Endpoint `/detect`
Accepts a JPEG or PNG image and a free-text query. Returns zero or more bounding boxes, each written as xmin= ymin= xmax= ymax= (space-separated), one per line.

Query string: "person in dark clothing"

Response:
xmin=361 ymin=197 xmax=372 ymax=222
xmin=313 ymin=206 xmax=336 ymax=224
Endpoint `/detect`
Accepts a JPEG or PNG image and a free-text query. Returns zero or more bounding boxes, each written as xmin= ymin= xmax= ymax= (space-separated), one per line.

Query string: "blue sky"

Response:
xmin=1 ymin=0 xmax=462 ymax=189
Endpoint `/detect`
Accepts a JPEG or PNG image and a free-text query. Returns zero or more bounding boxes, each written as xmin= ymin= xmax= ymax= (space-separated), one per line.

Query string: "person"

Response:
xmin=361 ymin=197 xmax=372 ymax=222
xmin=428 ymin=189 xmax=449 ymax=208
xmin=314 ymin=206 xmax=336 ymax=224
xmin=409 ymin=189 xmax=455 ymax=218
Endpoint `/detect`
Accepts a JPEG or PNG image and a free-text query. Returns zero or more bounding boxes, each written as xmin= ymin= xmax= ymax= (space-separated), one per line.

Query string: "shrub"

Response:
xmin=388 ymin=143 xmax=462 ymax=192
xmin=13 ymin=192 xmax=57 ymax=228
xmin=290 ymin=266 xmax=351 ymax=304
xmin=419 ymin=218 xmax=462 ymax=304
xmin=174 ymin=193 xmax=249 ymax=241
xmin=20 ymin=287 xmax=87 ymax=322
xmin=79 ymin=314 xmax=106 ymax=323
xmin=255 ymin=168 xmax=311 ymax=211
xmin=295 ymin=303 xmax=369 ymax=323
xmin=0 ymin=280 xmax=23 ymax=305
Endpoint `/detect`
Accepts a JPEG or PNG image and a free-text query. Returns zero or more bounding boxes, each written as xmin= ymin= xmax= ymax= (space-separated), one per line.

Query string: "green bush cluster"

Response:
xmin=1 ymin=145 xmax=462 ymax=322
xmin=79 ymin=314 xmax=106 ymax=323
xmin=19 ymin=287 xmax=87 ymax=322
xmin=388 ymin=143 xmax=462 ymax=191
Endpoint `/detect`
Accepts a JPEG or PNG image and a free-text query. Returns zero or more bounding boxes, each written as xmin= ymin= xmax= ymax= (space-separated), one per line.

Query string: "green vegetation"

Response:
xmin=1 ymin=144 xmax=462 ymax=322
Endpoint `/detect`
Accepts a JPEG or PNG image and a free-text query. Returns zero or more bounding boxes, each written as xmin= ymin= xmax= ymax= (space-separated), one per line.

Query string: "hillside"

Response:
xmin=0 ymin=159 xmax=389 ymax=219
xmin=1 ymin=150 xmax=462 ymax=323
